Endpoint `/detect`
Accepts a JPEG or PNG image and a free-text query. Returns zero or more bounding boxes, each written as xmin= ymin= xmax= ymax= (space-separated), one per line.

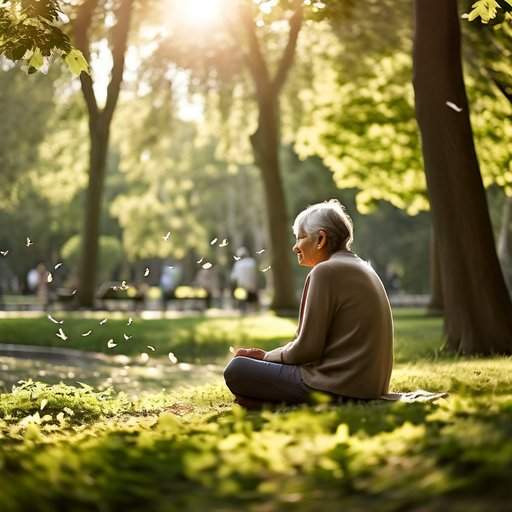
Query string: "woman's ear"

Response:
xmin=317 ymin=229 xmax=327 ymax=249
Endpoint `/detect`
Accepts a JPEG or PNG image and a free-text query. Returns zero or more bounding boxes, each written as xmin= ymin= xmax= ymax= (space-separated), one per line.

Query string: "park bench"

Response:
xmin=166 ymin=285 xmax=209 ymax=311
xmin=96 ymin=282 xmax=146 ymax=311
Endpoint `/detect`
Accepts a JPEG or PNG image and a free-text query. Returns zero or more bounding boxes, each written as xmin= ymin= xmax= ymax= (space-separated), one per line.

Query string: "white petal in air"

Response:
xmin=26 ymin=237 xmax=33 ymax=247
xmin=233 ymin=256 xmax=241 ymax=261
xmin=147 ymin=345 xmax=156 ymax=351
xmin=210 ymin=237 xmax=218 ymax=245
xmin=71 ymin=289 xmax=77 ymax=295
xmin=196 ymin=257 xmax=204 ymax=264
xmin=168 ymin=352 xmax=178 ymax=364
xmin=47 ymin=273 xmax=53 ymax=283
xmin=56 ymin=328 xmax=68 ymax=341
xmin=107 ymin=339 xmax=117 ymax=348
xmin=256 ymin=249 xmax=265 ymax=254
xmin=261 ymin=266 xmax=272 ymax=272
xmin=99 ymin=318 xmax=108 ymax=325
xmin=202 ymin=262 xmax=213 ymax=270
xmin=127 ymin=317 xmax=133 ymax=326
xmin=446 ymin=100 xmax=462 ymax=112
xmin=48 ymin=314 xmax=64 ymax=325
xmin=81 ymin=330 xmax=92 ymax=337
xmin=219 ymin=239 xmax=229 ymax=247
xmin=54 ymin=262 xmax=63 ymax=270
xmin=123 ymin=333 xmax=132 ymax=341
xmin=163 ymin=231 xmax=171 ymax=241
xmin=0 ymin=250 xmax=8 ymax=256
xmin=144 ymin=267 xmax=150 ymax=277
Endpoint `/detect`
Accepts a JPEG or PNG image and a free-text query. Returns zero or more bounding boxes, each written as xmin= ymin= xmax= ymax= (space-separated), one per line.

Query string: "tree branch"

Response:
xmin=272 ymin=0 xmax=303 ymax=93
xmin=103 ymin=0 xmax=134 ymax=125
xmin=72 ymin=0 xmax=99 ymax=120
xmin=239 ymin=2 xmax=271 ymax=96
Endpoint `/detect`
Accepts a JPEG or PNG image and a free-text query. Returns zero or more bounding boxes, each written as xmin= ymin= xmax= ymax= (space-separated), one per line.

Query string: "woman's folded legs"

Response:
xmin=224 ymin=356 xmax=312 ymax=405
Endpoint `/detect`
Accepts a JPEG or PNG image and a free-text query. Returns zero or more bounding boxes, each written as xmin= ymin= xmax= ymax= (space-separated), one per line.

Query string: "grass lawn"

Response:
xmin=0 ymin=309 xmax=443 ymax=364
xmin=0 ymin=309 xmax=511 ymax=511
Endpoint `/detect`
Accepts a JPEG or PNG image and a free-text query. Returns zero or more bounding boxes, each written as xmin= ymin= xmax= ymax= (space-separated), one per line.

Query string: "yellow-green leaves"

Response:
xmin=64 ymin=49 xmax=89 ymax=76
xmin=463 ymin=0 xmax=512 ymax=23
xmin=28 ymin=48 xmax=44 ymax=70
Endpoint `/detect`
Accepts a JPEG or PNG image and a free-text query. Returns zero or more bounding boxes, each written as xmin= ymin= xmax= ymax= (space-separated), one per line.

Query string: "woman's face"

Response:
xmin=293 ymin=229 xmax=327 ymax=267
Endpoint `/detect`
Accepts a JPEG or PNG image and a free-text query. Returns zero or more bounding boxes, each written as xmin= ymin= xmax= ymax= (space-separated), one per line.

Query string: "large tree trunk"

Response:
xmin=240 ymin=1 xmax=303 ymax=313
xmin=427 ymin=226 xmax=444 ymax=315
xmin=77 ymin=118 xmax=110 ymax=307
xmin=250 ymin=93 xmax=296 ymax=312
xmin=413 ymin=0 xmax=512 ymax=354
xmin=498 ymin=195 xmax=512 ymax=291
xmin=73 ymin=0 xmax=133 ymax=307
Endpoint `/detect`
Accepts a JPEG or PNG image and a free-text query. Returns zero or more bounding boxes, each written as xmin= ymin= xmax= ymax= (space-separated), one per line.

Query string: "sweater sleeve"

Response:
xmin=264 ymin=265 xmax=333 ymax=365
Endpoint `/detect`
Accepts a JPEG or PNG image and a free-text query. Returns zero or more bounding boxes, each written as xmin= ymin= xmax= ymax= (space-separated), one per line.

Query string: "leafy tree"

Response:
xmin=413 ymin=0 xmax=512 ymax=354
xmin=0 ymin=0 xmax=87 ymax=74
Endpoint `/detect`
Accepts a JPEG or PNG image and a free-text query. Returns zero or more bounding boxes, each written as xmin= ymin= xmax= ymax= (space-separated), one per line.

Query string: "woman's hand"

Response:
xmin=235 ymin=347 xmax=266 ymax=360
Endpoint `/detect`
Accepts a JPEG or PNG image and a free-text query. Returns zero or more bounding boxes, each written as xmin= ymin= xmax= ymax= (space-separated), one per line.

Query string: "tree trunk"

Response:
xmin=77 ymin=118 xmax=110 ymax=307
xmin=427 ymin=226 xmax=444 ymax=315
xmin=498 ymin=195 xmax=512 ymax=291
xmin=250 ymin=92 xmax=297 ymax=312
xmin=413 ymin=0 xmax=512 ymax=354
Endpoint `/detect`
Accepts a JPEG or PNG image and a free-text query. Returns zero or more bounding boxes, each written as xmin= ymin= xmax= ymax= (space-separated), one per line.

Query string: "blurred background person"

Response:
xmin=230 ymin=247 xmax=259 ymax=314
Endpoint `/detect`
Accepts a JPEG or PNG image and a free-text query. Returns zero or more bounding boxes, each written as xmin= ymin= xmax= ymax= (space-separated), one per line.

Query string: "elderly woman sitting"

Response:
xmin=224 ymin=199 xmax=394 ymax=407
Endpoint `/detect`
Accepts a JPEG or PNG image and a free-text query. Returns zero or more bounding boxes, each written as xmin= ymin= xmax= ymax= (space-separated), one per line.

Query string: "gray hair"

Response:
xmin=293 ymin=199 xmax=353 ymax=254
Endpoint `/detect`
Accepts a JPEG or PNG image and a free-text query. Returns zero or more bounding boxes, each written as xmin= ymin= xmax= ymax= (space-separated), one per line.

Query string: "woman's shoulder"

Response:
xmin=313 ymin=251 xmax=375 ymax=278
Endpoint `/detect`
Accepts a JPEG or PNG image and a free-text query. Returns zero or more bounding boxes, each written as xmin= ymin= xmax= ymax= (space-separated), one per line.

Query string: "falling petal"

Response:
xmin=233 ymin=256 xmax=241 ymax=261
xmin=144 ymin=267 xmax=150 ymax=277
xmin=56 ymin=328 xmax=68 ymax=341
xmin=202 ymin=262 xmax=213 ymax=270
xmin=81 ymin=330 xmax=92 ymax=337
xmin=163 ymin=231 xmax=171 ymax=241
xmin=120 ymin=280 xmax=128 ymax=290
xmin=210 ymin=237 xmax=218 ymax=245
xmin=168 ymin=352 xmax=178 ymax=364
xmin=219 ymin=239 xmax=229 ymax=248
xmin=256 ymin=249 xmax=265 ymax=254
xmin=127 ymin=317 xmax=133 ymax=326
xmin=99 ymin=318 xmax=108 ymax=325
xmin=147 ymin=345 xmax=156 ymax=351
xmin=47 ymin=273 xmax=53 ymax=283
xmin=196 ymin=257 xmax=204 ymax=264
xmin=446 ymin=100 xmax=462 ymax=112
xmin=54 ymin=262 xmax=63 ymax=270
xmin=261 ymin=266 xmax=272 ymax=272
xmin=229 ymin=346 xmax=236 ymax=354
xmin=107 ymin=339 xmax=117 ymax=348
xmin=123 ymin=333 xmax=132 ymax=341
xmin=40 ymin=399 xmax=48 ymax=410
xmin=0 ymin=250 xmax=8 ymax=256
xmin=25 ymin=237 xmax=33 ymax=247
xmin=48 ymin=314 xmax=64 ymax=325
xmin=71 ymin=289 xmax=77 ymax=295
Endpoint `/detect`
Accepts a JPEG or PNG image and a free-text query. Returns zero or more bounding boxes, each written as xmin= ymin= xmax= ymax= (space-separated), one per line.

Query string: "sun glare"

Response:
xmin=174 ymin=0 xmax=226 ymax=27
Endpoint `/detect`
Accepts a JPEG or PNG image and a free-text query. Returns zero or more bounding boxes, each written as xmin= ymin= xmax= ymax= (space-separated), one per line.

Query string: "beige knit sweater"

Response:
xmin=264 ymin=250 xmax=394 ymax=399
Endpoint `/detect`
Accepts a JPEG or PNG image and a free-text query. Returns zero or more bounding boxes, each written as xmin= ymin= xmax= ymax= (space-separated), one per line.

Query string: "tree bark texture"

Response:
xmin=413 ymin=0 xmax=512 ymax=354
xmin=73 ymin=0 xmax=133 ymax=307
xmin=427 ymin=226 xmax=444 ymax=315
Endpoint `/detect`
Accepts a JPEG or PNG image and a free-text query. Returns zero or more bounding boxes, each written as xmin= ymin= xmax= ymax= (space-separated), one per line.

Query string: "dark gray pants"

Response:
xmin=224 ymin=356 xmax=312 ymax=404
